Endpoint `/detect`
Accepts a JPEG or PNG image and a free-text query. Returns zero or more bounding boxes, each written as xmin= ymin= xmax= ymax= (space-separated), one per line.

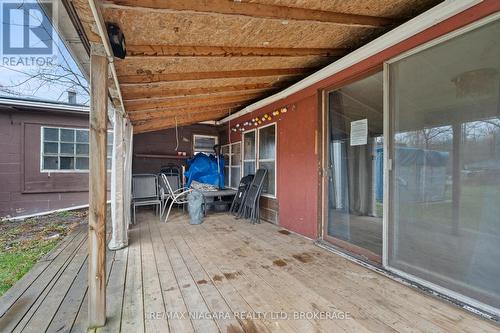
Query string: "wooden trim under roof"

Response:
xmin=104 ymin=0 xmax=399 ymax=27
xmin=126 ymin=45 xmax=350 ymax=57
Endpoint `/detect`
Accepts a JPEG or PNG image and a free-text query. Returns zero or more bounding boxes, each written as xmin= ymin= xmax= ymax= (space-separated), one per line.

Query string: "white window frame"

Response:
xmin=222 ymin=141 xmax=242 ymax=189
xmin=242 ymin=123 xmax=277 ymax=198
xmin=40 ymin=126 xmax=113 ymax=173
xmin=193 ymin=134 xmax=218 ymax=155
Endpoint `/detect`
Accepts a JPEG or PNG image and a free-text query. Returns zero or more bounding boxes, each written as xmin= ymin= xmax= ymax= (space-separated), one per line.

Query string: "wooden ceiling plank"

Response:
xmin=128 ymin=103 xmax=244 ymax=121
xmin=133 ymin=109 xmax=230 ymax=133
xmin=118 ymin=68 xmax=314 ymax=84
xmin=126 ymin=45 xmax=348 ymax=57
xmin=124 ymin=91 xmax=263 ymax=112
xmin=121 ymin=82 xmax=283 ymax=100
xmin=105 ymin=0 xmax=397 ymax=27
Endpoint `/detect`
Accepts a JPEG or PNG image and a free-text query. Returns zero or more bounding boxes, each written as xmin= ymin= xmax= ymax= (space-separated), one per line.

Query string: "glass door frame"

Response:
xmin=319 ymin=66 xmax=384 ymax=265
xmin=382 ymin=12 xmax=500 ymax=317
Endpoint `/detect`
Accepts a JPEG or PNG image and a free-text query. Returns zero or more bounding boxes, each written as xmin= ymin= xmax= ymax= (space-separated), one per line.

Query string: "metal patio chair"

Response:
xmin=230 ymin=174 xmax=254 ymax=216
xmin=132 ymin=174 xmax=161 ymax=224
xmin=238 ymin=169 xmax=268 ymax=224
xmin=159 ymin=173 xmax=192 ymax=222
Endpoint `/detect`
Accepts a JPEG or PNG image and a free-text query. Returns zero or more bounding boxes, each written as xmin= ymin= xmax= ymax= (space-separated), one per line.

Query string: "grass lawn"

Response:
xmin=0 ymin=210 xmax=87 ymax=296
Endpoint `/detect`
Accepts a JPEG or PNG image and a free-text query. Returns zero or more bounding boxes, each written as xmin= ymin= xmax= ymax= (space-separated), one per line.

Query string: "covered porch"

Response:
xmin=1 ymin=210 xmax=499 ymax=333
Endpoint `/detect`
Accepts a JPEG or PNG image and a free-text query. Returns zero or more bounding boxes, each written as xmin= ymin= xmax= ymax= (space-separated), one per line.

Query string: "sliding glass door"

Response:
xmin=324 ymin=71 xmax=384 ymax=262
xmin=387 ymin=17 xmax=500 ymax=314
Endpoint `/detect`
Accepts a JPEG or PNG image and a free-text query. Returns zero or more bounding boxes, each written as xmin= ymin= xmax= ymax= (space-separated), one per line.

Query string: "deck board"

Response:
xmin=0 ymin=211 xmax=499 ymax=333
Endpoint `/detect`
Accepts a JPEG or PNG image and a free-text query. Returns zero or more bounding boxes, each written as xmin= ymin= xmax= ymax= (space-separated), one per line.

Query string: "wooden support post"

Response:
xmin=88 ymin=51 xmax=108 ymax=328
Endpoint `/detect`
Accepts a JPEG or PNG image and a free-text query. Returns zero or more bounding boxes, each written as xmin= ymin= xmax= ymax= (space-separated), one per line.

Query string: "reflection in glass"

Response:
xmin=327 ymin=72 xmax=384 ymax=258
xmin=388 ymin=19 xmax=500 ymax=311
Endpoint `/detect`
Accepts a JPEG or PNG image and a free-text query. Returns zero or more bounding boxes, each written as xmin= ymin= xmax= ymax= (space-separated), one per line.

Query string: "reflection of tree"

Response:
xmin=0 ymin=2 xmax=89 ymax=104
xmin=398 ymin=126 xmax=452 ymax=149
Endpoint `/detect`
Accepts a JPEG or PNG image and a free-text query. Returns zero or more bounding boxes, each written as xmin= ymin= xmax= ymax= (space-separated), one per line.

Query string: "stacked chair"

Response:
xmin=131 ymin=174 xmax=162 ymax=224
xmin=234 ymin=169 xmax=268 ymax=224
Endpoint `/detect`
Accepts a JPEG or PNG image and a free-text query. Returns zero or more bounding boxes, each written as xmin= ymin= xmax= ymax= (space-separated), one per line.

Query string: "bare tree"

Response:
xmin=0 ymin=2 xmax=89 ymax=104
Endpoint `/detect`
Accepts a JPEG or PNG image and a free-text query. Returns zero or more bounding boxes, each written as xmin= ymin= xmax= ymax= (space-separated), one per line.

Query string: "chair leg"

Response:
xmin=164 ymin=201 xmax=175 ymax=223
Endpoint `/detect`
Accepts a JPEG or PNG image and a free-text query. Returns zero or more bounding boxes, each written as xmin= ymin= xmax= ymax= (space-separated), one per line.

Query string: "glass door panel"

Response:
xmin=326 ymin=71 xmax=384 ymax=261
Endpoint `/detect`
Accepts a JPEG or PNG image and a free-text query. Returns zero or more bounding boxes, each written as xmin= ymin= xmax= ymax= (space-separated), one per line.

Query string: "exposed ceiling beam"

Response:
xmin=133 ymin=109 xmax=229 ymax=133
xmin=121 ymin=82 xmax=282 ymax=100
xmin=118 ymin=68 xmax=314 ymax=84
xmin=128 ymin=102 xmax=244 ymax=121
xmin=126 ymin=45 xmax=348 ymax=57
xmin=104 ymin=0 xmax=398 ymax=27
xmin=124 ymin=91 xmax=263 ymax=112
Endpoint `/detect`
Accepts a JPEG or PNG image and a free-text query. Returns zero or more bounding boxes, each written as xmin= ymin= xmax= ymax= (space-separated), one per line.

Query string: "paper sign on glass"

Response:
xmin=350 ymin=119 xmax=368 ymax=146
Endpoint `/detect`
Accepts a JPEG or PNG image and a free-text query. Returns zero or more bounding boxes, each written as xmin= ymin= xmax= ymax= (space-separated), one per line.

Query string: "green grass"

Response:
xmin=0 ymin=240 xmax=58 ymax=296
xmin=0 ymin=209 xmax=85 ymax=297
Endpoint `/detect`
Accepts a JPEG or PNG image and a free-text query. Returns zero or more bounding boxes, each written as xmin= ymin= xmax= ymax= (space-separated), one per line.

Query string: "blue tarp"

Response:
xmin=184 ymin=153 xmax=225 ymax=189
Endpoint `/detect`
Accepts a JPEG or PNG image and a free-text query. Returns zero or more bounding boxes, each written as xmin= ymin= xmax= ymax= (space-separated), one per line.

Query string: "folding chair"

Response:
xmin=229 ymin=175 xmax=254 ymax=216
xmin=132 ymin=174 xmax=161 ymax=224
xmin=238 ymin=169 xmax=268 ymax=224
xmin=159 ymin=173 xmax=192 ymax=222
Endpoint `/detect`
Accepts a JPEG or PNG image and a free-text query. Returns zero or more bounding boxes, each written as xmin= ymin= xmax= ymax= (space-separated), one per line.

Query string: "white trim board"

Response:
xmin=218 ymin=0 xmax=481 ymax=124
xmin=2 ymin=200 xmax=111 ymax=222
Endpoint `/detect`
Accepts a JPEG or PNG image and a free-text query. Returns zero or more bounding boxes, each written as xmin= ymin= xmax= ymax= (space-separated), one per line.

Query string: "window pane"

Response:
xmin=76 ymin=130 xmax=89 ymax=143
xmin=231 ymin=166 xmax=241 ymax=188
xmin=60 ymin=129 xmax=74 ymax=142
xmin=243 ymin=132 xmax=255 ymax=160
xmin=194 ymin=136 xmax=217 ymax=152
xmin=107 ymin=132 xmax=113 ymax=143
xmin=231 ymin=143 xmax=241 ymax=166
xmin=76 ymin=157 xmax=89 ymax=170
xmin=243 ymin=161 xmax=255 ymax=176
xmin=259 ymin=161 xmax=275 ymax=195
xmin=107 ymin=158 xmax=112 ymax=170
xmin=43 ymin=128 xmax=58 ymax=141
xmin=221 ymin=145 xmax=230 ymax=155
xmin=76 ymin=143 xmax=89 ymax=155
xmin=60 ymin=143 xmax=74 ymax=155
xmin=43 ymin=142 xmax=58 ymax=154
xmin=43 ymin=156 xmax=58 ymax=169
xmin=259 ymin=125 xmax=276 ymax=160
xmin=60 ymin=157 xmax=74 ymax=169
xmin=388 ymin=19 xmax=500 ymax=311
xmin=224 ymin=166 xmax=230 ymax=187
xmin=107 ymin=145 xmax=113 ymax=156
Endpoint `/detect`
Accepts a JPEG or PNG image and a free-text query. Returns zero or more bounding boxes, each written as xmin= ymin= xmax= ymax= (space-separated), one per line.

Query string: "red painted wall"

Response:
xmin=224 ymin=0 xmax=500 ymax=239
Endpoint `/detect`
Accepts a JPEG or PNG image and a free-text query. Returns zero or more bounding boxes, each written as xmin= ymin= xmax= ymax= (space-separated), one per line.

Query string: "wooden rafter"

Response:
xmin=118 ymin=68 xmax=314 ymax=84
xmin=126 ymin=45 xmax=348 ymax=57
xmin=133 ymin=109 xmax=230 ymax=133
xmin=124 ymin=91 xmax=263 ymax=112
xmin=121 ymin=82 xmax=285 ymax=100
xmin=104 ymin=0 xmax=398 ymax=27
xmin=128 ymin=102 xmax=244 ymax=122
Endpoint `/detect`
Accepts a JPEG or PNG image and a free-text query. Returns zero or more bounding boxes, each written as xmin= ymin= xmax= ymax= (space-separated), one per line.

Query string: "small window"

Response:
xmin=41 ymin=126 xmax=113 ymax=172
xmin=193 ymin=134 xmax=218 ymax=155
xmin=258 ymin=124 xmax=276 ymax=196
xmin=222 ymin=142 xmax=242 ymax=189
xmin=242 ymin=124 xmax=277 ymax=197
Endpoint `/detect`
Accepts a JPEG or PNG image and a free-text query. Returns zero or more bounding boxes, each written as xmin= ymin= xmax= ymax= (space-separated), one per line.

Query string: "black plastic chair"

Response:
xmin=230 ymin=175 xmax=254 ymax=216
xmin=238 ymin=169 xmax=268 ymax=224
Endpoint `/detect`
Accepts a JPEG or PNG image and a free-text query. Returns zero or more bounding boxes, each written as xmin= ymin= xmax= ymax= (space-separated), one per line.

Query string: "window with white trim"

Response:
xmin=193 ymin=134 xmax=218 ymax=155
xmin=222 ymin=142 xmax=242 ymax=189
xmin=242 ymin=123 xmax=276 ymax=196
xmin=41 ymin=126 xmax=113 ymax=171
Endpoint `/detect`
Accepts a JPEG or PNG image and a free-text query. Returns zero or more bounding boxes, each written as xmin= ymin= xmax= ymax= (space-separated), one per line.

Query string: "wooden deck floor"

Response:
xmin=0 ymin=211 xmax=498 ymax=333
